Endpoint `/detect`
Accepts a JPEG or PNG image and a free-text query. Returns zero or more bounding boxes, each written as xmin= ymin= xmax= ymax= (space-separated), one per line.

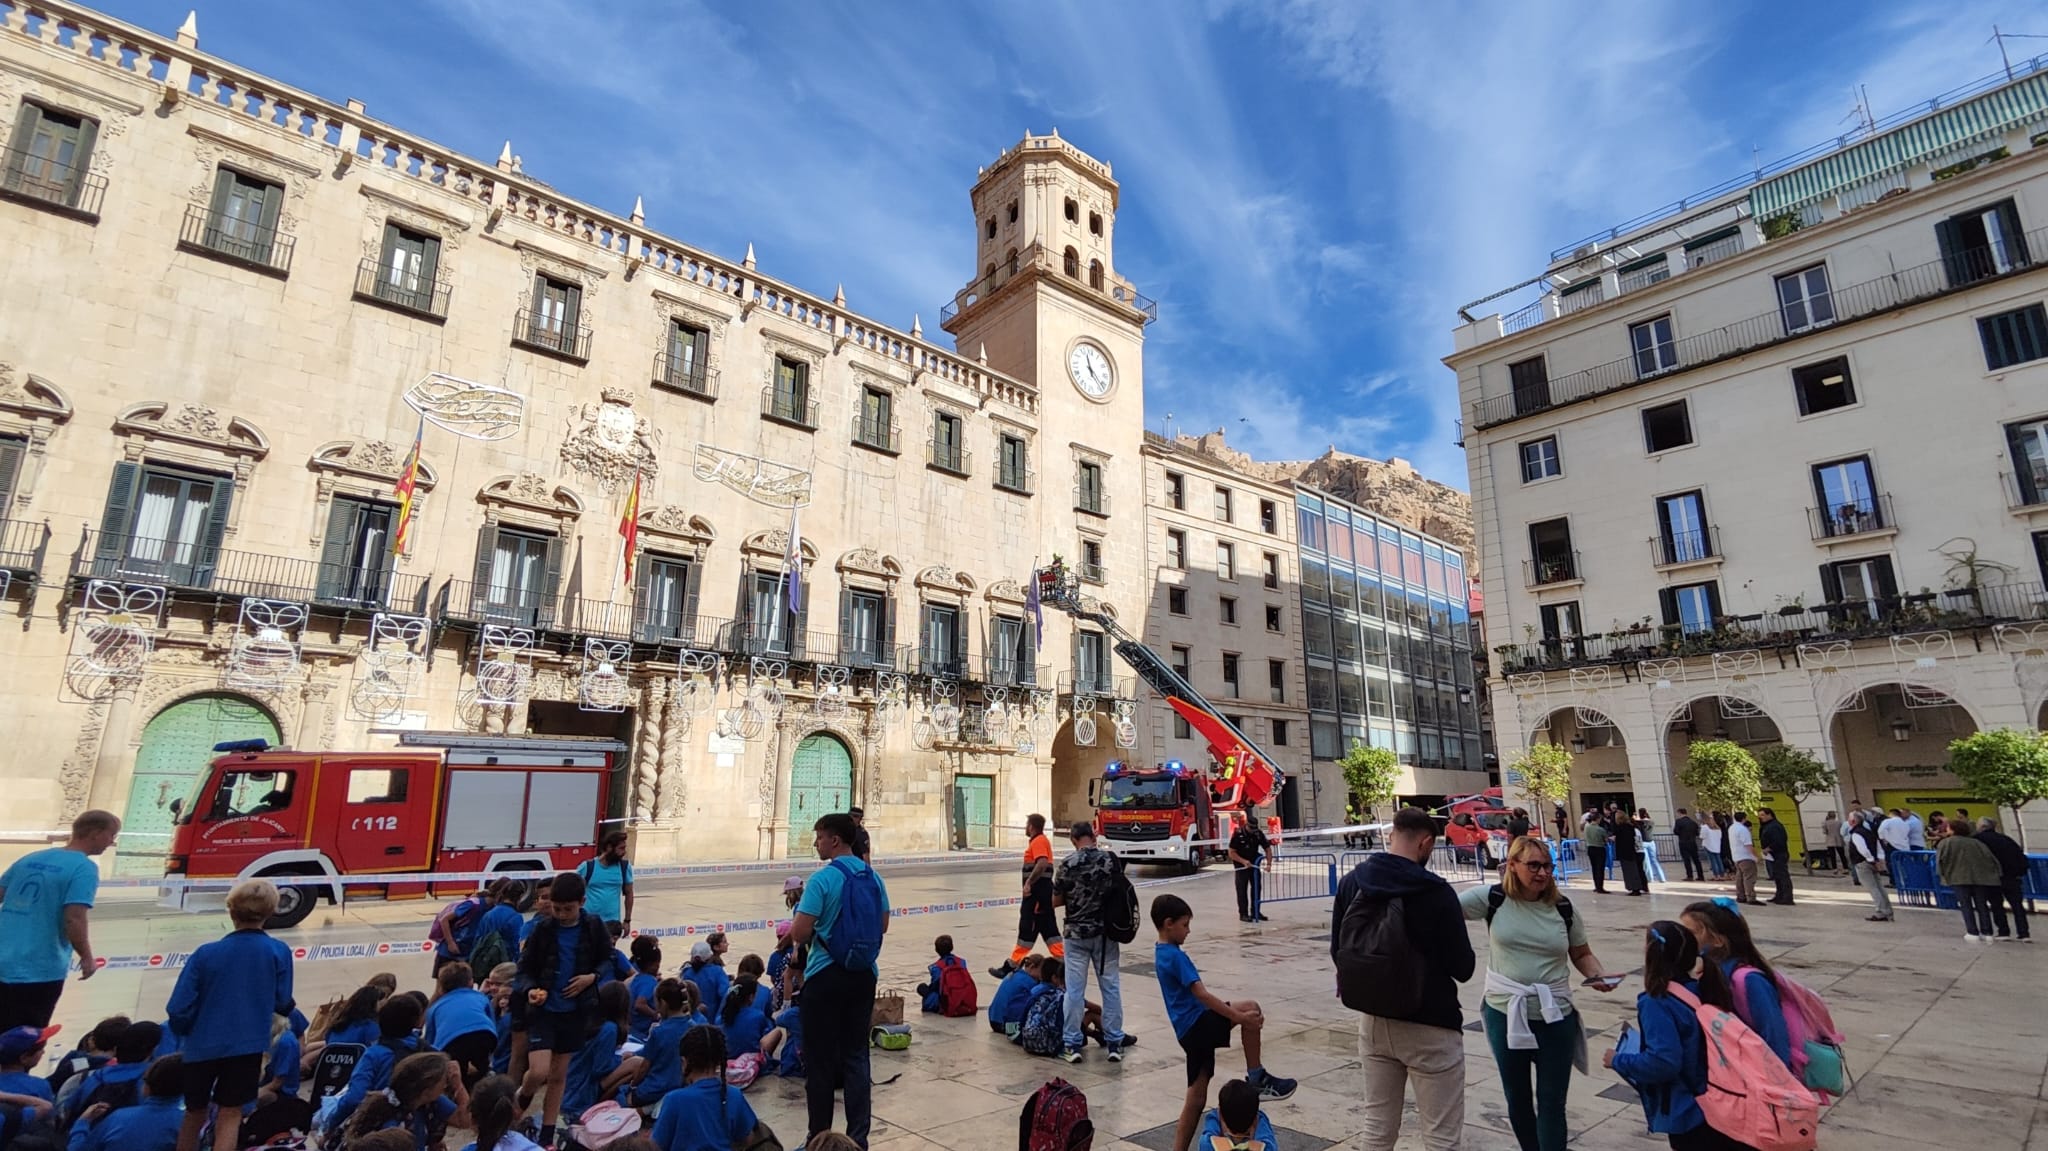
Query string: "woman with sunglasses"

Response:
xmin=1462 ymin=834 xmax=1621 ymax=1150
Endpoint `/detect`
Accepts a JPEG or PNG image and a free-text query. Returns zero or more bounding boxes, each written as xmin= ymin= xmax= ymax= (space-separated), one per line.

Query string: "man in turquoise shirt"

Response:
xmin=0 ymin=810 xmax=120 ymax=1031
xmin=791 ymin=812 xmax=889 ymax=1149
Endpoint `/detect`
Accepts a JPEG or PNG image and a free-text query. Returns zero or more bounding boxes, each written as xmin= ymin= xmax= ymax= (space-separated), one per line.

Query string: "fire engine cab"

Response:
xmin=161 ymin=732 xmax=622 ymax=928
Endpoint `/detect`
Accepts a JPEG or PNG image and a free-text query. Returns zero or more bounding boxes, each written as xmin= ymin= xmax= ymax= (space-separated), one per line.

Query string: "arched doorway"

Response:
xmin=1828 ymin=684 xmax=1981 ymax=823
xmin=1532 ymin=707 xmax=1628 ymax=816
xmin=1049 ymin=717 xmax=1117 ymax=829
xmin=1663 ymin=696 xmax=1799 ymax=850
xmin=787 ymin=733 xmax=854 ymax=856
xmin=123 ymin=693 xmax=281 ymax=876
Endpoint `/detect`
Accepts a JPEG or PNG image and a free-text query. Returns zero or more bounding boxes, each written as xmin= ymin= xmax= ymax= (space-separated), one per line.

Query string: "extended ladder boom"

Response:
xmin=1033 ymin=563 xmax=1281 ymax=808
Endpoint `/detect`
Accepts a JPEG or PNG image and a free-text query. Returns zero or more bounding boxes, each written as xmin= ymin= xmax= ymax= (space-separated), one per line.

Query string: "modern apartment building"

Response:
xmin=1295 ymin=487 xmax=1491 ymax=813
xmin=1135 ymin=432 xmax=1318 ymax=825
xmin=0 ymin=3 xmax=1159 ymax=868
xmin=1448 ymin=58 xmax=2048 ymax=844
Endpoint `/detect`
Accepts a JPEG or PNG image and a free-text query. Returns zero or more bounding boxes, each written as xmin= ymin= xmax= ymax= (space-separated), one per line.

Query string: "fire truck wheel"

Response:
xmin=263 ymin=880 xmax=320 ymax=930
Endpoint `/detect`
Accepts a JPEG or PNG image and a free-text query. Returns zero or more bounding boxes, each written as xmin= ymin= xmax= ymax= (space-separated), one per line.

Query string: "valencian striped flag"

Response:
xmin=391 ymin=416 xmax=424 ymax=555
xmin=618 ymin=471 xmax=642 ymax=584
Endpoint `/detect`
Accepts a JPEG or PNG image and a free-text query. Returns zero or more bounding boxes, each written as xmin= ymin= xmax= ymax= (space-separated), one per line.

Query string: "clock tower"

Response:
xmin=943 ymin=130 xmax=1154 ymax=821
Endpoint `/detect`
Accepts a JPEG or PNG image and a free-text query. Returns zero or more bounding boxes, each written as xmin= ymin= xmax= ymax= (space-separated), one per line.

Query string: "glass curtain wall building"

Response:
xmin=1296 ymin=489 xmax=1485 ymax=795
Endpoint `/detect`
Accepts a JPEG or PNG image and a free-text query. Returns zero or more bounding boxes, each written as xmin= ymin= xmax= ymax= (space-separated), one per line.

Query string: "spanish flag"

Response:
xmin=618 ymin=471 xmax=642 ymax=584
xmin=391 ymin=416 xmax=424 ymax=555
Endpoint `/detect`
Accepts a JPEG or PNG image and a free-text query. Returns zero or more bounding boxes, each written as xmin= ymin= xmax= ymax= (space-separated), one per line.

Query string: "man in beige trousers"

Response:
xmin=1331 ymin=807 xmax=1475 ymax=1149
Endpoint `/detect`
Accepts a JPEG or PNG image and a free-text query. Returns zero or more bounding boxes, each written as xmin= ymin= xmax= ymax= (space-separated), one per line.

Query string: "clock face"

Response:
xmin=1069 ymin=343 xmax=1113 ymax=399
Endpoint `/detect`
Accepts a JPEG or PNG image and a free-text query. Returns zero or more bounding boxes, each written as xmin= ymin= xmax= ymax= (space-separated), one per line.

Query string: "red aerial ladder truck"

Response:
xmin=1033 ymin=562 xmax=1282 ymax=868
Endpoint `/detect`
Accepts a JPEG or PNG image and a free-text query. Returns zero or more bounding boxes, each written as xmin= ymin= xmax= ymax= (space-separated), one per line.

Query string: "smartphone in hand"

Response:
xmin=1582 ymin=974 xmax=1624 ymax=991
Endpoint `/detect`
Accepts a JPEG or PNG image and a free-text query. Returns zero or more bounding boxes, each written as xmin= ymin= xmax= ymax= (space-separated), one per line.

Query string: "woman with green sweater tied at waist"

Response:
xmin=1463 ymin=835 xmax=1621 ymax=1151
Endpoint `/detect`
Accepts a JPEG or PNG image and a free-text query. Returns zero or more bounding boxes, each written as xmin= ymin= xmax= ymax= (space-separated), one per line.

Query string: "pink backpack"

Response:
xmin=1732 ymin=966 xmax=1847 ymax=1094
xmin=1668 ymin=985 xmax=1820 ymax=1151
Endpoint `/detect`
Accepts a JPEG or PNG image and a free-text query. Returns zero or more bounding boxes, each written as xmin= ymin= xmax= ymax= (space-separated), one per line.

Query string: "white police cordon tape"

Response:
xmin=78 ymin=859 xmax=1235 ymax=974
xmin=100 ymin=850 xmax=1006 ymax=891
xmin=104 ymin=823 xmax=1396 ymax=892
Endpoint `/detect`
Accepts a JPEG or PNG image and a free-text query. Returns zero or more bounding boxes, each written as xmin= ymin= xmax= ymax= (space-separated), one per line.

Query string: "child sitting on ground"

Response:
xmin=735 ymin=955 xmax=773 ymax=1015
xmin=681 ymin=941 xmax=729 ymax=1014
xmin=47 ymin=1017 xmax=127 ymax=1097
xmin=560 ymin=982 xmax=645 ymax=1118
xmin=917 ymin=935 xmax=970 ymax=1014
xmin=647 ymin=1028 xmax=757 ymax=1151
xmin=67 ymin=1054 xmax=184 ymax=1151
xmin=627 ymin=937 xmax=663 ymax=1042
xmin=458 ymin=1074 xmax=540 ymax=1151
xmin=629 ymin=980 xmax=695 ymax=1110
xmin=761 ymin=1004 xmax=803 ymax=1080
xmin=1198 ymin=1079 xmax=1279 ymax=1151
xmin=1152 ymin=893 xmax=1295 ymax=1151
xmin=716 ymin=973 xmax=771 ymax=1083
xmin=0 ymin=1024 xmax=58 ymax=1144
xmin=988 ymin=955 xmax=1045 ymax=1035
xmin=486 ymin=963 xmax=518 ymax=1077
xmin=58 ymin=1021 xmax=162 ymax=1128
xmin=257 ymin=1014 xmax=300 ymax=1107
xmin=338 ymin=1051 xmax=467 ymax=1151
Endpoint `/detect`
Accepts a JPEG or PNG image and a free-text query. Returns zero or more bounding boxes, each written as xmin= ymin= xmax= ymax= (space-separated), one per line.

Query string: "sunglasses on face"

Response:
xmin=1517 ymin=859 xmax=1555 ymax=871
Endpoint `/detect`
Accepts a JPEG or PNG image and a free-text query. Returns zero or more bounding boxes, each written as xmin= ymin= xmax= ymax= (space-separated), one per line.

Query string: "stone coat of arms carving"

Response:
xmin=561 ymin=387 xmax=660 ymax=493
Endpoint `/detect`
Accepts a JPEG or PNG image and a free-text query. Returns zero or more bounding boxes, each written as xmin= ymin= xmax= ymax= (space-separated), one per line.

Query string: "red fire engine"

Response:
xmin=1036 ymin=563 xmax=1282 ymax=868
xmin=160 ymin=732 xmax=623 ymax=928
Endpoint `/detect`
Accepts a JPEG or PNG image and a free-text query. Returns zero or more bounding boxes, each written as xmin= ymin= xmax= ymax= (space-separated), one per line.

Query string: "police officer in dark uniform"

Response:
xmin=1229 ymin=816 xmax=1273 ymax=922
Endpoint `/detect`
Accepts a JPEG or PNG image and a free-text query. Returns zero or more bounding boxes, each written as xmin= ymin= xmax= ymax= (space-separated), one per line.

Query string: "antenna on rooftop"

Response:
xmin=1843 ymin=85 xmax=1875 ymax=137
xmin=1990 ymin=27 xmax=2048 ymax=81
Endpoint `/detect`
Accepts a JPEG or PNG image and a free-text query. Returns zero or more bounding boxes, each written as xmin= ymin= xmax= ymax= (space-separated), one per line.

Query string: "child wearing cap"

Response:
xmin=0 ymin=1023 xmax=59 ymax=1148
xmin=680 ymin=942 xmax=728 ymax=1016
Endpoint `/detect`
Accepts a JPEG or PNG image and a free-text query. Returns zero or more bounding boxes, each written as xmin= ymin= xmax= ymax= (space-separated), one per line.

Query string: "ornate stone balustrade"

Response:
xmin=0 ymin=1 xmax=1038 ymax=414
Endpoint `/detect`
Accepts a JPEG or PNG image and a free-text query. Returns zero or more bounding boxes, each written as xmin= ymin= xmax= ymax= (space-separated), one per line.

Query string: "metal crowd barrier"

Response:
xmin=1878 ymin=849 xmax=2046 ymax=911
xmin=1259 ymin=853 xmax=1339 ymax=903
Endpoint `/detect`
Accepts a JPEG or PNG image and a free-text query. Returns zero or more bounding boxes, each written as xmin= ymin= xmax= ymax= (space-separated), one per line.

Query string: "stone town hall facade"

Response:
xmin=0 ymin=3 xmax=1155 ymax=870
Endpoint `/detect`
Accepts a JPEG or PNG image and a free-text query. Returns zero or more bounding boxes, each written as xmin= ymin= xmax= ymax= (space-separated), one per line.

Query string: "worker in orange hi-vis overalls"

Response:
xmin=992 ymin=812 xmax=1064 ymax=978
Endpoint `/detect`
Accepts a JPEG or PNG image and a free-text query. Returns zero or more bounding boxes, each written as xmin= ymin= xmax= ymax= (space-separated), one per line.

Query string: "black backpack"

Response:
xmin=1101 ymin=855 xmax=1139 ymax=946
xmin=1484 ymin=885 xmax=1575 ymax=932
xmin=1333 ymin=888 xmax=1427 ymax=1016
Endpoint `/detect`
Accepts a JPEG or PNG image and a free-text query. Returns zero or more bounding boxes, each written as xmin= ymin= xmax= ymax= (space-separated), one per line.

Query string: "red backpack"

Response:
xmin=1667 ymin=985 xmax=1819 ymax=1151
xmin=938 ymin=956 xmax=979 ymax=1017
xmin=1019 ymin=1078 xmax=1093 ymax=1151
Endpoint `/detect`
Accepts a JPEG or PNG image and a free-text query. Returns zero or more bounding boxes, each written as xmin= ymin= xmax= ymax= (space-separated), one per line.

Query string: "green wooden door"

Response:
xmin=954 ymin=774 xmax=994 ymax=848
xmin=121 ymin=694 xmax=280 ymax=876
xmin=787 ymin=734 xmax=853 ymax=856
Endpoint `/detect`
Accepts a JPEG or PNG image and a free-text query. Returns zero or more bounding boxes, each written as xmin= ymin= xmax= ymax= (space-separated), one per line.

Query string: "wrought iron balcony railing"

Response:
xmin=1523 ymin=550 xmax=1580 ymax=586
xmin=852 ymin=414 xmax=900 ymax=453
xmin=74 ymin=529 xmax=428 ymax=611
xmin=1808 ymin=494 xmax=1894 ymax=540
xmin=928 ymin=438 xmax=971 ymax=477
xmin=353 ymin=256 xmax=451 ymax=320
xmin=652 ymin=349 xmax=718 ymax=399
xmin=1074 ymin=482 xmax=1109 ymax=516
xmin=983 ymin=656 xmax=1049 ymax=687
xmin=178 ymin=203 xmax=294 ymax=276
xmin=0 ymin=518 xmax=50 ymax=577
xmin=995 ymin=462 xmax=1034 ymax=494
xmin=512 ymin=307 xmax=593 ymax=362
xmin=1653 ymin=527 xmax=1719 ymax=566
xmin=0 ymin=144 xmax=107 ymax=218
xmin=761 ymin=385 xmax=818 ymax=430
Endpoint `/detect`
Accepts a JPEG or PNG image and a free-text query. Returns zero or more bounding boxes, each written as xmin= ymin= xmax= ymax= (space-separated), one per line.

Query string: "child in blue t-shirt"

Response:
xmin=0 ymin=1024 xmax=57 ymax=1144
xmin=648 ymin=1027 xmax=756 ymax=1151
xmin=1198 ymin=1079 xmax=1281 ymax=1151
xmin=1151 ymin=893 xmax=1295 ymax=1151
xmin=762 ymin=1006 xmax=803 ymax=1078
xmin=917 ymin=935 xmax=969 ymax=1013
xmin=715 ymin=974 xmax=772 ymax=1063
xmin=681 ymin=941 xmax=729 ymax=1015
xmin=560 ymin=983 xmax=644 ymax=1118
xmin=626 ymin=936 xmax=662 ymax=1042
xmin=259 ymin=1015 xmax=301 ymax=1105
xmin=735 ymin=955 xmax=773 ymax=1014
xmin=988 ymin=955 xmax=1045 ymax=1034
xmin=629 ymin=980 xmax=695 ymax=1109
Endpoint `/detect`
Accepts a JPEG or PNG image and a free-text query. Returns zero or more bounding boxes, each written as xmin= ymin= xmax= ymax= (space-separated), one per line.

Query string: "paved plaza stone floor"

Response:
xmin=50 ymin=858 xmax=2048 ymax=1149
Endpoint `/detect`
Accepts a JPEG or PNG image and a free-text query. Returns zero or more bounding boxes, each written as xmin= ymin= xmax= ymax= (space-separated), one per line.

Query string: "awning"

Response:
xmin=1750 ymin=72 xmax=2048 ymax=220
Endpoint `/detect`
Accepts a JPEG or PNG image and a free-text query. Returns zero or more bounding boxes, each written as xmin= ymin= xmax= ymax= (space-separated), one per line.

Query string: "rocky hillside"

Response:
xmin=1172 ymin=432 xmax=1475 ymax=562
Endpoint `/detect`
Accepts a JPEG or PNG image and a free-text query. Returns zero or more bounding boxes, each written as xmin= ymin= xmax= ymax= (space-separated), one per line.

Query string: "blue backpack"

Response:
xmin=823 ymin=857 xmax=885 ymax=972
xmin=1019 ymin=984 xmax=1065 ymax=1056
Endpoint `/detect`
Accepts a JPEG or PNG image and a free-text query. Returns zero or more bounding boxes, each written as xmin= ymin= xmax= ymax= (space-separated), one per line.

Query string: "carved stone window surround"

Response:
xmin=652 ymin=289 xmax=732 ymax=380
xmin=0 ymin=365 xmax=71 ymax=509
xmin=307 ymin=439 xmax=438 ymax=553
xmin=514 ymin=239 xmax=612 ymax=283
xmin=634 ymin=506 xmax=715 ymax=562
xmin=1070 ymin=442 xmax=1113 ymax=465
xmin=112 ymin=402 xmax=267 ymax=537
xmin=915 ymin=565 xmax=976 ymax=603
xmin=983 ymin=578 xmax=1029 ymax=608
xmin=0 ymin=58 xmax=150 ymax=118
xmin=357 ymin=184 xmax=475 ymax=232
xmin=478 ymin=473 xmax=582 ymax=533
xmin=741 ymin=528 xmax=818 ymax=565
xmin=760 ymin=327 xmax=828 ymax=370
xmin=835 ymin=548 xmax=902 ymax=593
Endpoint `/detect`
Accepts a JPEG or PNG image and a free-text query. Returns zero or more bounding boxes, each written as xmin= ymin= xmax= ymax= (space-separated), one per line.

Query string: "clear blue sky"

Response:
xmin=96 ymin=0 xmax=2047 ymax=487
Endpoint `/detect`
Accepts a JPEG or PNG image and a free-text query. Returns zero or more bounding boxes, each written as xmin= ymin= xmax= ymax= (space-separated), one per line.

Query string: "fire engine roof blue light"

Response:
xmin=1165 ymin=759 xmax=1186 ymax=776
xmin=1105 ymin=761 xmax=1123 ymax=776
xmin=214 ymin=738 xmax=270 ymax=753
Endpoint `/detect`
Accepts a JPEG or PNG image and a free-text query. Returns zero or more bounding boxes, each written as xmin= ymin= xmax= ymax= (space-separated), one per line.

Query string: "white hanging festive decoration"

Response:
xmin=403 ymin=372 xmax=526 ymax=441
xmin=475 ymin=624 xmax=537 ymax=706
xmin=223 ymin=599 xmax=308 ymax=691
xmin=1074 ymin=713 xmax=1098 ymax=747
xmin=349 ymin=614 xmax=430 ymax=722
xmin=71 ymin=580 xmax=163 ymax=681
xmin=579 ymin=638 xmax=633 ymax=712
xmin=812 ymin=664 xmax=851 ymax=717
xmin=692 ymin=444 xmax=814 ymax=508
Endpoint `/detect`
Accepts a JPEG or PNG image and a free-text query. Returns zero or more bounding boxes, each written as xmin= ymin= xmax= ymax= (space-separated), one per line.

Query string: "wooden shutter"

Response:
xmin=1997 ymin=199 xmax=2029 ymax=265
xmin=252 ymin=179 xmax=282 ymax=265
xmin=632 ymin=549 xmax=656 ymax=642
xmin=1935 ymin=217 xmax=1967 ymax=285
xmin=791 ymin=572 xmax=811 ymax=660
xmin=952 ymin=607 xmax=968 ymax=675
xmin=917 ymin=603 xmax=932 ymax=670
xmin=1870 ymin=558 xmax=1899 ymax=602
xmin=190 ymin=475 xmax=235 ymax=588
xmin=530 ymin=274 xmax=549 ymax=314
xmin=417 ymin=233 xmax=442 ymax=298
xmin=92 ymin=460 xmax=140 ymax=568
xmin=471 ymin=523 xmax=499 ymax=617
xmin=1704 ymin=582 xmax=1724 ymax=624
xmin=837 ymin=587 xmax=853 ymax=664
xmin=379 ymin=222 xmax=401 ymax=269
xmin=316 ymin=497 xmax=358 ymax=602
xmin=0 ymin=437 xmax=23 ymax=508
xmin=207 ymin=166 xmax=234 ymax=224
xmin=679 ymin=560 xmax=702 ymax=644
xmin=1657 ymin=587 xmax=1679 ymax=628
xmin=1817 ymin=563 xmax=1843 ymax=605
xmin=562 ymin=284 xmax=582 ymax=336
xmin=538 ymin=533 xmax=564 ymax=628
xmin=881 ymin=591 xmax=897 ymax=671
xmin=6 ymin=102 xmax=42 ymax=162
xmin=67 ymin=116 xmax=96 ymax=205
